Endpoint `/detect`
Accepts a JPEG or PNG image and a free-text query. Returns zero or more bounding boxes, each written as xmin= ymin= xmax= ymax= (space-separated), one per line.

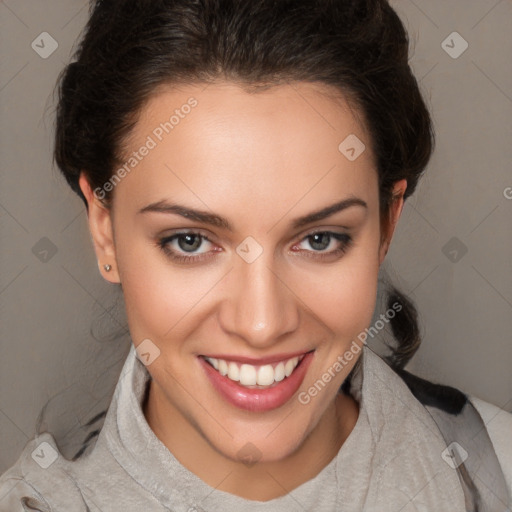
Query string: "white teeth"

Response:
xmin=228 ymin=361 xmax=240 ymax=381
xmin=204 ymin=354 xmax=304 ymax=388
xmin=285 ymin=357 xmax=298 ymax=377
xmin=218 ymin=359 xmax=228 ymax=376
xmin=239 ymin=364 xmax=257 ymax=386
xmin=257 ymin=365 xmax=274 ymax=386
xmin=274 ymin=362 xmax=285 ymax=382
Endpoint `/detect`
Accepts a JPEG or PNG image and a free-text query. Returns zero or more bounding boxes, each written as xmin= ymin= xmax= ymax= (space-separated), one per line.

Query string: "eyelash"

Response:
xmin=157 ymin=230 xmax=353 ymax=264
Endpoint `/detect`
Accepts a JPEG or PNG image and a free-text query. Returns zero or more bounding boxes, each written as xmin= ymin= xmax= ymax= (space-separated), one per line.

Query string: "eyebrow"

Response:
xmin=138 ymin=197 xmax=368 ymax=231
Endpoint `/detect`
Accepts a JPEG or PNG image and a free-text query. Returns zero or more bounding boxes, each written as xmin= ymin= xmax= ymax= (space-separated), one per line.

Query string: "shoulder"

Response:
xmin=0 ymin=432 xmax=89 ymax=511
xmin=469 ymin=395 xmax=512 ymax=499
xmin=393 ymin=366 xmax=511 ymax=463
xmin=392 ymin=366 xmax=511 ymax=504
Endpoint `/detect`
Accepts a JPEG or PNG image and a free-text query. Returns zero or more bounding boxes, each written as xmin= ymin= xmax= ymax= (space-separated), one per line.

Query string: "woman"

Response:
xmin=0 ymin=0 xmax=510 ymax=510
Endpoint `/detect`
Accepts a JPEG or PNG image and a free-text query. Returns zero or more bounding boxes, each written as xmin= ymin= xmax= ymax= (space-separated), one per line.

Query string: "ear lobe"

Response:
xmin=379 ymin=179 xmax=407 ymax=265
xmin=78 ymin=173 xmax=121 ymax=283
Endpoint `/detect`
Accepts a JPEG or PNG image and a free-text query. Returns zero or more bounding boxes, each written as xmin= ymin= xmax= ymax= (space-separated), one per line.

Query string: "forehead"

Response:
xmin=124 ymin=80 xmax=372 ymax=159
xmin=113 ymin=81 xmax=378 ymax=219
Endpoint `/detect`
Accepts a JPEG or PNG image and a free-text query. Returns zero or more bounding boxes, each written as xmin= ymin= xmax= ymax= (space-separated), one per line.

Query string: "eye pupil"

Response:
xmin=178 ymin=234 xmax=202 ymax=252
xmin=309 ymin=233 xmax=330 ymax=251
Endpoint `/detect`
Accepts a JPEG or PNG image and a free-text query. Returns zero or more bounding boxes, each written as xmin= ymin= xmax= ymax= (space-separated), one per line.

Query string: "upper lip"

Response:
xmin=199 ymin=349 xmax=313 ymax=366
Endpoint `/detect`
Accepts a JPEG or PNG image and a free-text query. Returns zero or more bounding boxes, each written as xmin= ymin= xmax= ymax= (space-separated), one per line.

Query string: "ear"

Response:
xmin=378 ymin=179 xmax=407 ymax=265
xmin=79 ymin=173 xmax=121 ymax=283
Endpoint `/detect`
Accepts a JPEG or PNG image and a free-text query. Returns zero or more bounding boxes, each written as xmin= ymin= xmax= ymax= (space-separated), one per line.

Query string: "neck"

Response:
xmin=143 ymin=380 xmax=359 ymax=501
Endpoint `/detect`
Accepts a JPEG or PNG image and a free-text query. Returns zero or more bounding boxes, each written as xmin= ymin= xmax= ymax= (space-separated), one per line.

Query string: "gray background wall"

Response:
xmin=1 ymin=0 xmax=511 ymax=474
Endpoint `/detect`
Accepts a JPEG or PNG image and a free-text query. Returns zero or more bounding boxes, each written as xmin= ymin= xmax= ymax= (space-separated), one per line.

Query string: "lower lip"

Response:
xmin=199 ymin=351 xmax=314 ymax=412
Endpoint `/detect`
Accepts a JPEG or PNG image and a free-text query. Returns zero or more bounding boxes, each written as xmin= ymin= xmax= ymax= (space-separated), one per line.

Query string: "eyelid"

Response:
xmin=158 ymin=226 xmax=215 ymax=238
xmin=290 ymin=225 xmax=353 ymax=246
xmin=158 ymin=230 xmax=215 ymax=250
xmin=297 ymin=225 xmax=352 ymax=237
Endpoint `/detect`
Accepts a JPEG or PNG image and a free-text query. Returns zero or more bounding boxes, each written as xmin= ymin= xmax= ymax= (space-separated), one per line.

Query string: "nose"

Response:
xmin=219 ymin=254 xmax=300 ymax=349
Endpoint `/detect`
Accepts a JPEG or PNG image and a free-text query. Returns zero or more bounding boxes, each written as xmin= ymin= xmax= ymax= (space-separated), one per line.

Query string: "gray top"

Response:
xmin=0 ymin=343 xmax=481 ymax=511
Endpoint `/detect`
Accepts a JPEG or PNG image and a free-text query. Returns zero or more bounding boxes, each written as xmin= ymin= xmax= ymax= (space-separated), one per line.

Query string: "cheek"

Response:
xmin=122 ymin=273 xmax=177 ymax=340
xmin=301 ymin=262 xmax=379 ymax=342
xmin=294 ymin=228 xmax=381 ymax=339
xmin=116 ymin=239 xmax=203 ymax=342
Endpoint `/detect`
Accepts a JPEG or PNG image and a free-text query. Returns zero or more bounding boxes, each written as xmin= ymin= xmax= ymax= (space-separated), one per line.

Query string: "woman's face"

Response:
xmin=81 ymin=81 xmax=405 ymax=463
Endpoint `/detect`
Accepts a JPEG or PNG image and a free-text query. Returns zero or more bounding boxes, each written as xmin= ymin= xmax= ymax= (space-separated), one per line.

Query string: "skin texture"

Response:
xmin=79 ymin=81 xmax=406 ymax=501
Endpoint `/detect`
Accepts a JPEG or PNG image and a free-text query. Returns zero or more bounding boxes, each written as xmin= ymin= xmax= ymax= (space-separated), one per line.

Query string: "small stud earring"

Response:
xmin=103 ymin=264 xmax=112 ymax=272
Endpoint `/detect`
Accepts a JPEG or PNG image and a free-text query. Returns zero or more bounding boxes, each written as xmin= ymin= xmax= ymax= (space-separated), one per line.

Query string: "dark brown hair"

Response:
xmin=54 ymin=0 xmax=433 ymax=378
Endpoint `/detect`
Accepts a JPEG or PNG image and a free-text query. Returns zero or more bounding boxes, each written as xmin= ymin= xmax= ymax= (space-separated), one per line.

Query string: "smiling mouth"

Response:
xmin=200 ymin=351 xmax=313 ymax=389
